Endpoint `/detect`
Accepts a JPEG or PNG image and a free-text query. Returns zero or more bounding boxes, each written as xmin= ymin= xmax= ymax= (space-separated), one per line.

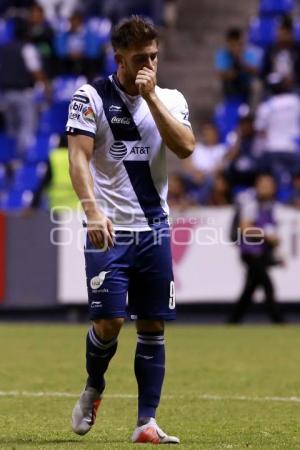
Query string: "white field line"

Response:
xmin=0 ymin=391 xmax=300 ymax=403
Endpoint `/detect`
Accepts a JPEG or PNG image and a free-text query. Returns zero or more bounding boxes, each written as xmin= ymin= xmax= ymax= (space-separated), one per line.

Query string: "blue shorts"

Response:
xmin=84 ymin=225 xmax=176 ymax=321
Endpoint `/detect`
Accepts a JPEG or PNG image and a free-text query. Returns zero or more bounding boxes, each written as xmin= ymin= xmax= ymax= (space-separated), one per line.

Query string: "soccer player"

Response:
xmin=66 ymin=15 xmax=195 ymax=444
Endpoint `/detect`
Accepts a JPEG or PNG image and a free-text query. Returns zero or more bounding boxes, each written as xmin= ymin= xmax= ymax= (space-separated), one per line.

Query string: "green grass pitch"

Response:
xmin=1 ymin=323 xmax=300 ymax=449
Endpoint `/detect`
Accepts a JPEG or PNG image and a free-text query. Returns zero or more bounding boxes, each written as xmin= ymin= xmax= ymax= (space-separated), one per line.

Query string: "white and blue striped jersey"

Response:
xmin=66 ymin=75 xmax=191 ymax=230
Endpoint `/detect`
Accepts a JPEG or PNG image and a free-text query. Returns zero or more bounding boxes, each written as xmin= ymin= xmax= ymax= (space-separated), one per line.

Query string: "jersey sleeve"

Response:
xmin=65 ymin=84 xmax=100 ymax=138
xmin=170 ymin=90 xmax=192 ymax=128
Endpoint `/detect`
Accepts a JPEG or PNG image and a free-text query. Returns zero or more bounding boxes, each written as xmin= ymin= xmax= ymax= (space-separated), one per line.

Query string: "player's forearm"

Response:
xmin=68 ymin=151 xmax=98 ymax=216
xmin=145 ymin=93 xmax=195 ymax=159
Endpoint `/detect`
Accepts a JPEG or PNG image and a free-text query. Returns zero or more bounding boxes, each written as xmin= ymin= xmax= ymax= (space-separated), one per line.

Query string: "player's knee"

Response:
xmin=93 ymin=318 xmax=124 ymax=340
xmin=136 ymin=319 xmax=165 ymax=333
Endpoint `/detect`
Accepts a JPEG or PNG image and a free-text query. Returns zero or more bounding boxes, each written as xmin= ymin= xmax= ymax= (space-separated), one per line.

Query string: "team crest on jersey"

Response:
xmin=109 ymin=141 xmax=128 ymax=160
xmin=83 ymin=106 xmax=95 ymax=121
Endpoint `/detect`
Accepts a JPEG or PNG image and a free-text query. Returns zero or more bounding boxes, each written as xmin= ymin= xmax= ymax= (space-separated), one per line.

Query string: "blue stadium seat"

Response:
xmin=38 ymin=102 xmax=69 ymax=135
xmin=13 ymin=163 xmax=47 ymax=191
xmin=0 ymin=189 xmax=34 ymax=211
xmin=25 ymin=134 xmax=59 ymax=164
xmin=0 ymin=19 xmax=14 ymax=45
xmin=248 ymin=16 xmax=278 ymax=47
xmin=86 ymin=17 xmax=112 ymax=53
xmin=259 ymin=0 xmax=294 ymax=16
xmin=214 ymin=100 xmax=242 ymax=142
xmin=52 ymin=75 xmax=87 ymax=102
xmin=0 ymin=134 xmax=17 ymax=163
xmin=103 ymin=46 xmax=117 ymax=77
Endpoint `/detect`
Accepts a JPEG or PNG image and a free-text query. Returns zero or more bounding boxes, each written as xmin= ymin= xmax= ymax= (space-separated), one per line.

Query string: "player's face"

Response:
xmin=117 ymin=40 xmax=158 ymax=87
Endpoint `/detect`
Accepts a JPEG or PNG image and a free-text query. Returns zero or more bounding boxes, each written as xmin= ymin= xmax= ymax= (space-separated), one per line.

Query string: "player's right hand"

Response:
xmin=86 ymin=211 xmax=115 ymax=250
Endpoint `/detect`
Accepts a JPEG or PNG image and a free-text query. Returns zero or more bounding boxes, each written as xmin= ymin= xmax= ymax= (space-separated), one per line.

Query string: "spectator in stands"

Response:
xmin=229 ymin=173 xmax=284 ymax=324
xmin=101 ymin=0 xmax=130 ymax=25
xmin=183 ymin=122 xmax=229 ymax=205
xmin=168 ymin=173 xmax=194 ymax=211
xmin=262 ymin=16 xmax=300 ymax=91
xmin=215 ymin=27 xmax=261 ymax=103
xmin=255 ymin=73 xmax=300 ymax=194
xmin=162 ymin=0 xmax=179 ymax=57
xmin=0 ymin=0 xmax=35 ymax=16
xmin=226 ymin=114 xmax=258 ymax=189
xmin=36 ymin=0 xmax=80 ymax=22
xmin=208 ymin=173 xmax=232 ymax=206
xmin=0 ymin=19 xmax=48 ymax=156
xmin=27 ymin=3 xmax=55 ymax=78
xmin=55 ymin=11 xmax=103 ymax=79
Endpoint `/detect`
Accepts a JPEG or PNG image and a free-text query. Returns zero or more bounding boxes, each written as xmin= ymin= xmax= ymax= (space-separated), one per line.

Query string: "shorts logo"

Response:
xmin=91 ymin=301 xmax=102 ymax=308
xmin=83 ymin=106 xmax=95 ymax=121
xmin=90 ymin=271 xmax=110 ymax=291
xmin=109 ymin=141 xmax=127 ymax=160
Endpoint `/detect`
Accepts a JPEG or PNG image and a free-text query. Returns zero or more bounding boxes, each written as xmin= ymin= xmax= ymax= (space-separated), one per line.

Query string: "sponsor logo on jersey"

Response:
xmin=72 ymin=94 xmax=89 ymax=104
xmin=109 ymin=105 xmax=122 ymax=112
xmin=130 ymin=146 xmax=150 ymax=155
xmin=109 ymin=141 xmax=128 ymax=160
xmin=83 ymin=106 xmax=95 ymax=121
xmin=90 ymin=271 xmax=110 ymax=291
xmin=69 ymin=112 xmax=80 ymax=120
xmin=72 ymin=101 xmax=84 ymax=112
xmin=111 ymin=116 xmax=131 ymax=125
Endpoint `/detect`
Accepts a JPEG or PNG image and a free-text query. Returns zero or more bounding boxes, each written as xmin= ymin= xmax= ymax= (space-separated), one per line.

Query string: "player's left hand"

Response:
xmin=135 ymin=67 xmax=156 ymax=99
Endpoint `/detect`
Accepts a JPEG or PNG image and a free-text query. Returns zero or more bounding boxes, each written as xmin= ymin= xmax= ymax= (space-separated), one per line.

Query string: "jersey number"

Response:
xmin=169 ymin=281 xmax=176 ymax=310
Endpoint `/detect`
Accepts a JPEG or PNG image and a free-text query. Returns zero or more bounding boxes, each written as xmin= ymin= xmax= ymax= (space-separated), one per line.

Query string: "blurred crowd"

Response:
xmin=0 ymin=0 xmax=179 ymax=210
xmin=1 ymin=1 xmax=300 ymax=213
xmin=170 ymin=12 xmax=300 ymax=212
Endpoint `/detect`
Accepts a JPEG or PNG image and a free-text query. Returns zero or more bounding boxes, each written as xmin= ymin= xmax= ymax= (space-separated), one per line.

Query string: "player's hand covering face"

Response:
xmin=135 ymin=66 xmax=157 ymax=98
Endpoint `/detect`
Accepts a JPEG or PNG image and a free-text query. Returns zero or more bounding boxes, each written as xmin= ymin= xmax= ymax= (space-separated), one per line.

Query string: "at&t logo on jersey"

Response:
xmin=130 ymin=146 xmax=150 ymax=155
xmin=109 ymin=141 xmax=128 ymax=160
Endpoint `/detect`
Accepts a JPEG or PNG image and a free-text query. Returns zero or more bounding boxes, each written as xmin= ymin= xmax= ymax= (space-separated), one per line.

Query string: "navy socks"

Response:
xmin=134 ymin=331 xmax=165 ymax=421
xmin=86 ymin=327 xmax=118 ymax=393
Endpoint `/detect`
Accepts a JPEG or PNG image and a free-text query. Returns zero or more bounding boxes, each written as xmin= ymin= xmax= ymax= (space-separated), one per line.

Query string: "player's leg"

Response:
xmin=132 ymin=318 xmax=179 ymax=444
xmin=129 ymin=226 xmax=179 ymax=444
xmin=86 ymin=317 xmax=124 ymax=393
xmin=135 ymin=319 xmax=165 ymax=424
xmin=72 ymin=318 xmax=124 ymax=436
xmin=72 ymin=231 xmax=130 ymax=435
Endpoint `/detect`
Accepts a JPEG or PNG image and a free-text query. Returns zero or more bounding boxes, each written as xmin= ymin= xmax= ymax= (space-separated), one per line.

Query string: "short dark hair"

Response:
xmin=226 ymin=27 xmax=243 ymax=41
xmin=111 ymin=15 xmax=158 ymax=51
